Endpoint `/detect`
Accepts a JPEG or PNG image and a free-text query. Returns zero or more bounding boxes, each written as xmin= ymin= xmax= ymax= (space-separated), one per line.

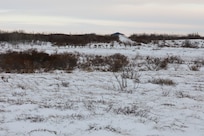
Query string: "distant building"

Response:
xmin=111 ymin=32 xmax=124 ymax=37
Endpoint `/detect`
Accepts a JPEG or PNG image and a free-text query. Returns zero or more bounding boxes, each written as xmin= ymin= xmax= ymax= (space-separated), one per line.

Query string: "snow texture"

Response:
xmin=0 ymin=38 xmax=204 ymax=136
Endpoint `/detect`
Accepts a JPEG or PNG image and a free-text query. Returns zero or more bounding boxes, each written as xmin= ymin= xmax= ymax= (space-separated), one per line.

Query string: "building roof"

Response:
xmin=111 ymin=32 xmax=124 ymax=37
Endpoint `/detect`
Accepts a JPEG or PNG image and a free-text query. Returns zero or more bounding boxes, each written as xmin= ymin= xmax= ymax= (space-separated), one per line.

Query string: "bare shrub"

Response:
xmin=181 ymin=40 xmax=198 ymax=48
xmin=89 ymin=55 xmax=108 ymax=71
xmin=61 ymin=81 xmax=69 ymax=87
xmin=16 ymin=114 xmax=45 ymax=122
xmin=39 ymin=101 xmax=74 ymax=110
xmin=121 ymin=67 xmax=140 ymax=83
xmin=188 ymin=63 xmax=201 ymax=71
xmin=113 ymin=73 xmax=128 ymax=92
xmin=108 ymin=53 xmax=129 ymax=72
xmin=83 ymin=100 xmax=95 ymax=111
xmin=175 ymin=91 xmax=194 ymax=99
xmin=193 ymin=58 xmax=204 ymax=66
xmin=87 ymin=124 xmax=122 ymax=134
xmin=145 ymin=56 xmax=168 ymax=71
xmin=149 ymin=78 xmax=176 ymax=86
xmin=78 ymin=53 xmax=129 ymax=72
xmin=144 ymin=55 xmax=184 ymax=71
xmin=113 ymin=105 xmax=149 ymax=118
xmin=166 ymin=56 xmax=184 ymax=64
xmin=114 ymin=105 xmax=139 ymax=115
xmin=28 ymin=129 xmax=57 ymax=135
xmin=113 ymin=68 xmax=140 ymax=93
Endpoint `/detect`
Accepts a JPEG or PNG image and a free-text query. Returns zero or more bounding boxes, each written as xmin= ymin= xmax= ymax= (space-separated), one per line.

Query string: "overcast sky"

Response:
xmin=1 ymin=0 xmax=204 ymax=35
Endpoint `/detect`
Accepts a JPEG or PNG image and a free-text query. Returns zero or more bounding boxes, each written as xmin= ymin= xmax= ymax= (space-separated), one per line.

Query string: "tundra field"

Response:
xmin=0 ymin=34 xmax=204 ymax=136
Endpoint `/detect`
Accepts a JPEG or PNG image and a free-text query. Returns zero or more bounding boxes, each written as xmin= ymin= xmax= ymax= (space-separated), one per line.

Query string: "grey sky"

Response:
xmin=0 ymin=0 xmax=204 ymax=35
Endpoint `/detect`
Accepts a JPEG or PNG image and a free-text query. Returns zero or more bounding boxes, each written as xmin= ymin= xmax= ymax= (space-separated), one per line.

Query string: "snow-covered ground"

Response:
xmin=0 ymin=37 xmax=204 ymax=136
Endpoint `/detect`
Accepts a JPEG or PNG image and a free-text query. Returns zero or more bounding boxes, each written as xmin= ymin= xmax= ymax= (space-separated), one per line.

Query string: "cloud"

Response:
xmin=0 ymin=0 xmax=204 ymax=35
xmin=118 ymin=0 xmax=204 ymax=5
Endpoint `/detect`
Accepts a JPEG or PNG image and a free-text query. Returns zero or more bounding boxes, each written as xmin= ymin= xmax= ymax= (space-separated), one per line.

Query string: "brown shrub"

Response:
xmin=48 ymin=53 xmax=78 ymax=71
xmin=0 ymin=31 xmax=118 ymax=46
xmin=144 ymin=56 xmax=184 ymax=71
xmin=0 ymin=50 xmax=128 ymax=73
xmin=108 ymin=53 xmax=129 ymax=72
xmin=0 ymin=50 xmax=78 ymax=73
xmin=129 ymin=33 xmax=203 ymax=44
xmin=145 ymin=56 xmax=168 ymax=71
xmin=78 ymin=53 xmax=129 ymax=72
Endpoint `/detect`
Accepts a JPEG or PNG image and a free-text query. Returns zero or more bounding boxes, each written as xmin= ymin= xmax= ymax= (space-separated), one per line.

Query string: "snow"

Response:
xmin=118 ymin=35 xmax=135 ymax=44
xmin=0 ymin=38 xmax=204 ymax=136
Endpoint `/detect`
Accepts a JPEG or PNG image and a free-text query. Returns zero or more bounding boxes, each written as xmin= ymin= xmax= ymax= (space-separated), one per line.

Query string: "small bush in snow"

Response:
xmin=121 ymin=67 xmax=140 ymax=83
xmin=113 ymin=72 xmax=128 ymax=92
xmin=145 ymin=56 xmax=168 ymax=71
xmin=181 ymin=40 xmax=198 ymax=48
xmin=108 ymin=53 xmax=129 ymax=72
xmin=87 ymin=124 xmax=122 ymax=134
xmin=166 ymin=56 xmax=184 ymax=64
xmin=113 ymin=105 xmax=149 ymax=118
xmin=28 ymin=129 xmax=57 ymax=135
xmin=113 ymin=68 xmax=140 ymax=93
xmin=149 ymin=78 xmax=175 ymax=86
xmin=194 ymin=59 xmax=204 ymax=66
xmin=188 ymin=63 xmax=201 ymax=71
xmin=78 ymin=53 xmax=129 ymax=72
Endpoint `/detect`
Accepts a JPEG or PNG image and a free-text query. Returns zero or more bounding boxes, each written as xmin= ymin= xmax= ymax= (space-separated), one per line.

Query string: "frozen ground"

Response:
xmin=0 ymin=38 xmax=204 ymax=136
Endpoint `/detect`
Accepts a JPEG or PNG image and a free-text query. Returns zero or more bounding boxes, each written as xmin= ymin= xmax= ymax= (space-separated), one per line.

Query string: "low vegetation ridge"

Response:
xmin=129 ymin=33 xmax=203 ymax=43
xmin=0 ymin=30 xmax=203 ymax=45
xmin=0 ymin=31 xmax=119 ymax=45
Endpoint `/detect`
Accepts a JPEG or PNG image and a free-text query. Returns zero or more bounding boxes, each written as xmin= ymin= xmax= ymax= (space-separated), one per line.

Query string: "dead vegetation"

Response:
xmin=129 ymin=33 xmax=203 ymax=44
xmin=0 ymin=50 xmax=129 ymax=73
xmin=0 ymin=31 xmax=118 ymax=46
xmin=0 ymin=48 xmax=202 ymax=74
xmin=149 ymin=78 xmax=176 ymax=86
xmin=0 ymin=49 xmax=78 ymax=73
